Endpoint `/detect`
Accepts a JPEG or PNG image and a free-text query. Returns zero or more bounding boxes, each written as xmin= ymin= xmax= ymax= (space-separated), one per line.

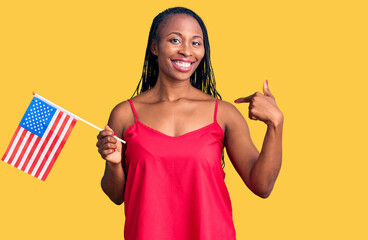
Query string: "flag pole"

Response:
xmin=32 ymin=92 xmax=126 ymax=144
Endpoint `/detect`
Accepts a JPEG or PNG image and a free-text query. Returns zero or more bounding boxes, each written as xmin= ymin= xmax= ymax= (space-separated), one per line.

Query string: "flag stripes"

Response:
xmin=38 ymin=115 xmax=77 ymax=180
xmin=20 ymin=136 xmax=40 ymax=171
xmin=13 ymin=131 xmax=32 ymax=168
xmin=10 ymin=130 xmax=30 ymax=167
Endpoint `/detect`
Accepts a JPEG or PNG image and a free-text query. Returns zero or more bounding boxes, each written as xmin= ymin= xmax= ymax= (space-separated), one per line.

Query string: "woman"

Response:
xmin=96 ymin=7 xmax=283 ymax=240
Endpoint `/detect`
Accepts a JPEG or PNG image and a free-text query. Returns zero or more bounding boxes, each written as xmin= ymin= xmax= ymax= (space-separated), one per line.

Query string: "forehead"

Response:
xmin=158 ymin=14 xmax=203 ymax=37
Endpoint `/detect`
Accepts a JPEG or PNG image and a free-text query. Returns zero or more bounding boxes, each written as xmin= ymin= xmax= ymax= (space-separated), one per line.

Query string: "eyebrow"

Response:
xmin=166 ymin=32 xmax=203 ymax=39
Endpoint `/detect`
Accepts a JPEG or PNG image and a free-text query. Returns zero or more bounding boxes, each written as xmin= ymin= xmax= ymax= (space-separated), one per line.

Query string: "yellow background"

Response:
xmin=1 ymin=0 xmax=367 ymax=239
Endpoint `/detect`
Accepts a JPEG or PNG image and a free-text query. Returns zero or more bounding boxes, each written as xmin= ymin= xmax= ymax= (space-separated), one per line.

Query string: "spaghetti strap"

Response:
xmin=127 ymin=99 xmax=138 ymax=122
xmin=214 ymin=99 xmax=219 ymax=123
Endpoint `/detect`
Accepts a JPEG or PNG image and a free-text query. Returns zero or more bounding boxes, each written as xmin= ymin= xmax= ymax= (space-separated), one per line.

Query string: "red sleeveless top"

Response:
xmin=123 ymin=99 xmax=236 ymax=240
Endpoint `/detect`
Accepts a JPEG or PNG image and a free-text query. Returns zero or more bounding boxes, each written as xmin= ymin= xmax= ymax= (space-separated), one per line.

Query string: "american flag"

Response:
xmin=2 ymin=95 xmax=77 ymax=181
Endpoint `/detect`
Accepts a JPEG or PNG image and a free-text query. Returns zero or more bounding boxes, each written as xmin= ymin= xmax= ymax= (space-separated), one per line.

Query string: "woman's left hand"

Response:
xmin=234 ymin=80 xmax=283 ymax=126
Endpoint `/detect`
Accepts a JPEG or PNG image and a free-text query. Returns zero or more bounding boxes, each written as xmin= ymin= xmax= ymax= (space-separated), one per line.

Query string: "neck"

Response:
xmin=151 ymin=75 xmax=193 ymax=102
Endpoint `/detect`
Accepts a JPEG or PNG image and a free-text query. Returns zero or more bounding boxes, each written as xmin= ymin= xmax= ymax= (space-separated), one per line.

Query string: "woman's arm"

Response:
xmin=101 ymin=150 xmax=126 ymax=205
xmin=224 ymin=81 xmax=283 ymax=198
xmin=97 ymin=103 xmax=129 ymax=205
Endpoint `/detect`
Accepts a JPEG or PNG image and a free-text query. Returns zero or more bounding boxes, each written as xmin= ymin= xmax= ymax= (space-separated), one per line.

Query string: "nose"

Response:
xmin=178 ymin=42 xmax=192 ymax=57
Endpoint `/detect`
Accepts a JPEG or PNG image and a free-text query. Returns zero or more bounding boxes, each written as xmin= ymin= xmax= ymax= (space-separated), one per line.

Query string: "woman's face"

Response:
xmin=151 ymin=14 xmax=205 ymax=82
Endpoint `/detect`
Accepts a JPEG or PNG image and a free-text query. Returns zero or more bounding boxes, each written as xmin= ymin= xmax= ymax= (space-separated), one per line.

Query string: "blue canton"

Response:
xmin=19 ymin=97 xmax=57 ymax=137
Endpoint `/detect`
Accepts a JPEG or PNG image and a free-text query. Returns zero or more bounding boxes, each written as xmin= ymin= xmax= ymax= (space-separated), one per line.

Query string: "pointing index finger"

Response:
xmin=234 ymin=93 xmax=255 ymax=103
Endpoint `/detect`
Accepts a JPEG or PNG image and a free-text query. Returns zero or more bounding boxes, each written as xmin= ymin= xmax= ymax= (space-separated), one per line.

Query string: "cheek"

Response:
xmin=195 ymin=46 xmax=205 ymax=60
xmin=157 ymin=44 xmax=174 ymax=60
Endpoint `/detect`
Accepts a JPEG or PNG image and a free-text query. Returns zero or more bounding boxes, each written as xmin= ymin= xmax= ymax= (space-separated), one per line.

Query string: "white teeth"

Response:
xmin=174 ymin=61 xmax=191 ymax=68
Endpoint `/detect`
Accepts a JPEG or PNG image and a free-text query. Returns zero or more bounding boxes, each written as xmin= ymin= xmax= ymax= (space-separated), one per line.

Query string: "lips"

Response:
xmin=171 ymin=59 xmax=195 ymax=72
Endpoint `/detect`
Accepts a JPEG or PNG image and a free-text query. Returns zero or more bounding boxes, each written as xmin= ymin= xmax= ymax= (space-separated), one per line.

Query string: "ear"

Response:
xmin=151 ymin=40 xmax=158 ymax=56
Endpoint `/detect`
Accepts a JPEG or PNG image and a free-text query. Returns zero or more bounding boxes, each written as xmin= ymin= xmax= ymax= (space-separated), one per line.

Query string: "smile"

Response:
xmin=171 ymin=60 xmax=194 ymax=72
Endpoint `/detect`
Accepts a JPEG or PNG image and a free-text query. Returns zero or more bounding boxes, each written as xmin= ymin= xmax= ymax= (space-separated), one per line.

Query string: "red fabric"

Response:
xmin=123 ymin=98 xmax=236 ymax=240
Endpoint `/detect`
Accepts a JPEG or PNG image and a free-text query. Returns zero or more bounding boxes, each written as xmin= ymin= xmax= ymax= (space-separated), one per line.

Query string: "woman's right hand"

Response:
xmin=96 ymin=125 xmax=122 ymax=164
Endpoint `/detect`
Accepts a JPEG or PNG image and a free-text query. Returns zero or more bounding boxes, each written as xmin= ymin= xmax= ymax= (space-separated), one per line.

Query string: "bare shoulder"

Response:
xmin=218 ymin=99 xmax=244 ymax=119
xmin=108 ymin=100 xmax=135 ymax=139
xmin=110 ymin=100 xmax=131 ymax=119
xmin=217 ymin=99 xmax=248 ymax=132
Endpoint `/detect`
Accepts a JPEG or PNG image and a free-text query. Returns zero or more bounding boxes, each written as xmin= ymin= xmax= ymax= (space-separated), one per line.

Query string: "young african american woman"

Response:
xmin=96 ymin=7 xmax=283 ymax=240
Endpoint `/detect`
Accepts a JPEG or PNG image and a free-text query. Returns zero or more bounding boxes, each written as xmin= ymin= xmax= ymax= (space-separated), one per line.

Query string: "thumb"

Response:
xmin=263 ymin=80 xmax=273 ymax=97
xmin=104 ymin=125 xmax=115 ymax=135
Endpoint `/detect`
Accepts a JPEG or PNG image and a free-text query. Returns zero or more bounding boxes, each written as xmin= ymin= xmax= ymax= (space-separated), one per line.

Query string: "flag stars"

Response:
xmin=21 ymin=98 xmax=59 ymax=137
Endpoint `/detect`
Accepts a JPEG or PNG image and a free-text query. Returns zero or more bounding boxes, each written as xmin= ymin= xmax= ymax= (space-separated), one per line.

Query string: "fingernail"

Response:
xmin=114 ymin=149 xmax=116 ymax=152
xmin=234 ymin=99 xmax=238 ymax=103
xmin=114 ymin=132 xmax=116 ymax=136
xmin=266 ymin=80 xmax=269 ymax=87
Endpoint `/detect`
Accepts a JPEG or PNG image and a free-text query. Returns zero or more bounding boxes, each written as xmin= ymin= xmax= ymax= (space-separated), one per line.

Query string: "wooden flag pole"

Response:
xmin=32 ymin=92 xmax=126 ymax=144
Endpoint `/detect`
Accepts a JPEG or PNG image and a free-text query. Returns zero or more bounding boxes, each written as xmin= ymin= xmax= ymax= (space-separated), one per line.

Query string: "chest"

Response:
xmin=134 ymin=102 xmax=214 ymax=138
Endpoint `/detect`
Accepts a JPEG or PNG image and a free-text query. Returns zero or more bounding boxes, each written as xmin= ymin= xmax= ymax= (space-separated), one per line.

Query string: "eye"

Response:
xmin=169 ymin=38 xmax=181 ymax=44
xmin=192 ymin=41 xmax=201 ymax=46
